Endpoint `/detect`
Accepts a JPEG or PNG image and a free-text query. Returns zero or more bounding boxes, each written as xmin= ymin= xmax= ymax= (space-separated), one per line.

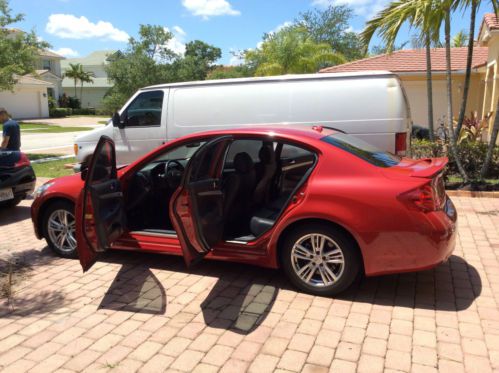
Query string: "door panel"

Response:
xmin=170 ymin=136 xmax=230 ymax=266
xmin=76 ymin=136 xmax=125 ymax=272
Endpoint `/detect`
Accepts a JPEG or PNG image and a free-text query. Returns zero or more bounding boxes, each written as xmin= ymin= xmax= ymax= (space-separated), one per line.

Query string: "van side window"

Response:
xmin=124 ymin=91 xmax=164 ymax=127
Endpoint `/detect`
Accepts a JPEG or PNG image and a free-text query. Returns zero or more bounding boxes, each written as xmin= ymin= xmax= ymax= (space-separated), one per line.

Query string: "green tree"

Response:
xmin=104 ymin=25 xmax=177 ymax=111
xmin=454 ymin=1 xmax=497 ymax=137
xmin=0 ymin=0 xmax=49 ymax=91
xmin=79 ymin=69 xmax=94 ymax=105
xmin=297 ymin=5 xmax=365 ymax=61
xmin=64 ymin=63 xmax=82 ymax=98
xmin=172 ymin=40 xmax=221 ymax=81
xmin=244 ymin=25 xmax=346 ymax=76
xmin=451 ymin=30 xmax=469 ymax=47
xmin=207 ymin=65 xmax=253 ymax=80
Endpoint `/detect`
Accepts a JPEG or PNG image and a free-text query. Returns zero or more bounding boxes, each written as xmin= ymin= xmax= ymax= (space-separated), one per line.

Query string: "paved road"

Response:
xmin=23 ymin=116 xmax=110 ymax=128
xmin=0 ymin=195 xmax=498 ymax=372
xmin=20 ymin=131 xmax=90 ymax=155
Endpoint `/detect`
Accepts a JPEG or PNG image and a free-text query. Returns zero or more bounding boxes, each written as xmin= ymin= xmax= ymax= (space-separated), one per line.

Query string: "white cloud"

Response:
xmin=271 ymin=21 xmax=293 ymax=34
xmin=45 ymin=14 xmax=129 ymax=42
xmin=312 ymin=0 xmax=388 ymax=18
xmin=51 ymin=47 xmax=79 ymax=57
xmin=164 ymin=27 xmax=187 ymax=56
xmin=173 ymin=26 xmax=186 ymax=37
xmin=182 ymin=0 xmax=240 ymax=19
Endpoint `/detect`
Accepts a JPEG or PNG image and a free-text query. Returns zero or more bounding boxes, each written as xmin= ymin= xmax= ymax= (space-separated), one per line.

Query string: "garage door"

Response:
xmin=0 ymin=90 xmax=41 ymax=119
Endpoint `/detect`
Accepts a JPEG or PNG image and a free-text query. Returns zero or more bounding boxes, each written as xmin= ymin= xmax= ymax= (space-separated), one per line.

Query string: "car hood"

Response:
xmin=44 ymin=172 xmax=84 ymax=199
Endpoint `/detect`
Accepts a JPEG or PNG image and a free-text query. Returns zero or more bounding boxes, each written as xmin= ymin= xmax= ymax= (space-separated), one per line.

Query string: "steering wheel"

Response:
xmin=165 ymin=160 xmax=185 ymax=189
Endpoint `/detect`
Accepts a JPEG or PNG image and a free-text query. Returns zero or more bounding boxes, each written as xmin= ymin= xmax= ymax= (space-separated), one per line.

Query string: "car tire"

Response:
xmin=42 ymin=200 xmax=78 ymax=259
xmin=0 ymin=196 xmax=23 ymax=208
xmin=280 ymin=223 xmax=361 ymax=296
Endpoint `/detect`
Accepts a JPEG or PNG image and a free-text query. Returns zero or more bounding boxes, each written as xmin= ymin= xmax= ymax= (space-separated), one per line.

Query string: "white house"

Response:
xmin=0 ymin=49 xmax=65 ymax=119
xmin=61 ymin=50 xmax=115 ymax=109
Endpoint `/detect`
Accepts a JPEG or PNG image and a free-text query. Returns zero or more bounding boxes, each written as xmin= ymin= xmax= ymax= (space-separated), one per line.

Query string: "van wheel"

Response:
xmin=280 ymin=224 xmax=360 ymax=296
xmin=42 ymin=200 xmax=78 ymax=258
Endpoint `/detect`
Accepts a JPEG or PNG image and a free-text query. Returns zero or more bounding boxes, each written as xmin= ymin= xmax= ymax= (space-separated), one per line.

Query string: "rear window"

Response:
xmin=321 ymin=133 xmax=401 ymax=167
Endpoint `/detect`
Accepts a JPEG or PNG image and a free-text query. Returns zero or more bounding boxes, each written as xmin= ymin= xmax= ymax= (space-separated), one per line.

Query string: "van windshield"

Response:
xmin=321 ymin=133 xmax=401 ymax=167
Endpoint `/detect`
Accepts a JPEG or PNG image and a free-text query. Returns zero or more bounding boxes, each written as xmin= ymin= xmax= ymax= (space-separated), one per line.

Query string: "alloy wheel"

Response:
xmin=47 ymin=209 xmax=76 ymax=253
xmin=291 ymin=233 xmax=345 ymax=287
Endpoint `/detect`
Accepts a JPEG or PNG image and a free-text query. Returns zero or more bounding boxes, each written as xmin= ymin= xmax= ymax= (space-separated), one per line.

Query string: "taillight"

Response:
xmin=395 ymin=132 xmax=407 ymax=155
xmin=14 ymin=153 xmax=31 ymax=168
xmin=399 ymin=182 xmax=437 ymax=212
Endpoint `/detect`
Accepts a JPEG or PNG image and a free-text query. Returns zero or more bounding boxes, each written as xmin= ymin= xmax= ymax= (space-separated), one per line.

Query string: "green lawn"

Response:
xmin=18 ymin=123 xmax=90 ymax=133
xmin=32 ymin=157 xmax=76 ymax=178
xmin=447 ymin=176 xmax=499 ymax=185
xmin=27 ymin=153 xmax=60 ymax=161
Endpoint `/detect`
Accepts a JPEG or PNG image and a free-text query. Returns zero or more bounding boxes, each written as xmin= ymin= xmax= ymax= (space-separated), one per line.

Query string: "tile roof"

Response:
xmin=484 ymin=13 xmax=499 ymax=30
xmin=319 ymin=47 xmax=489 ymax=74
xmin=39 ymin=49 xmax=65 ymax=59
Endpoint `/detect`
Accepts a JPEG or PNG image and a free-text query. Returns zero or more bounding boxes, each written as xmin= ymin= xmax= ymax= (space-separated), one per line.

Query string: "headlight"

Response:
xmin=34 ymin=182 xmax=54 ymax=199
xmin=74 ymin=144 xmax=79 ymax=156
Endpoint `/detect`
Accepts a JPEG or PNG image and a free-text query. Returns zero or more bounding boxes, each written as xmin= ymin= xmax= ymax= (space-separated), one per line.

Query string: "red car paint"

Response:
xmin=31 ymin=126 xmax=457 ymax=275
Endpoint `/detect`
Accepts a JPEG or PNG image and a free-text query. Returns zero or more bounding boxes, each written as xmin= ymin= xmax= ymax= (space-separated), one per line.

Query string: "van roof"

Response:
xmin=141 ymin=71 xmax=396 ymax=91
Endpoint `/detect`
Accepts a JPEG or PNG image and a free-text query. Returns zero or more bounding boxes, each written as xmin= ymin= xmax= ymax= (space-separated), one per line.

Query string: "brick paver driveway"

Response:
xmin=0 ymin=195 xmax=498 ymax=372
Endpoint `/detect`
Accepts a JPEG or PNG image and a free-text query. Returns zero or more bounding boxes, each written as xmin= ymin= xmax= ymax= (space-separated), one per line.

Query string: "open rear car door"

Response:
xmin=170 ymin=136 xmax=231 ymax=267
xmin=76 ymin=136 xmax=125 ymax=272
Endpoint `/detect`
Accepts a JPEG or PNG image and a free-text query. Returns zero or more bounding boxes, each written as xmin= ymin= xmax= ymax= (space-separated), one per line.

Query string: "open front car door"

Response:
xmin=170 ymin=136 xmax=231 ymax=267
xmin=76 ymin=135 xmax=125 ymax=272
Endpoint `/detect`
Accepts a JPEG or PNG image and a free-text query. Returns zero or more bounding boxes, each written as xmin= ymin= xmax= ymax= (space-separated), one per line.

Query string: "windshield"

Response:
xmin=321 ymin=133 xmax=401 ymax=167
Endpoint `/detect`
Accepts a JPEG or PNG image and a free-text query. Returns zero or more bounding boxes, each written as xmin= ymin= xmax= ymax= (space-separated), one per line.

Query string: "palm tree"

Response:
xmin=480 ymin=99 xmax=499 ymax=179
xmin=451 ymin=30 xmax=469 ymax=47
xmin=360 ymin=0 xmax=437 ymax=141
xmin=64 ymin=63 xmax=82 ymax=98
xmin=454 ymin=1 xmax=498 ymax=137
xmin=79 ymin=70 xmax=94 ymax=105
xmin=245 ymin=26 xmax=346 ymax=76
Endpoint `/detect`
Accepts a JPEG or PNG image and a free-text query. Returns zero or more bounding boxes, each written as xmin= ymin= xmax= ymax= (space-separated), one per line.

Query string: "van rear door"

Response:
xmin=113 ymin=89 xmax=168 ymax=165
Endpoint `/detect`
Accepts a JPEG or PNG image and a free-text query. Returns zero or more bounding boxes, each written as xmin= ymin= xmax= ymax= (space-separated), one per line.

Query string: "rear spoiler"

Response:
xmin=410 ymin=157 xmax=448 ymax=178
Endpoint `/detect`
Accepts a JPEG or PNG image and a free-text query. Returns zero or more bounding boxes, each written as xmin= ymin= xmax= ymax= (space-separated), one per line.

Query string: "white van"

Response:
xmin=74 ymin=71 xmax=411 ymax=166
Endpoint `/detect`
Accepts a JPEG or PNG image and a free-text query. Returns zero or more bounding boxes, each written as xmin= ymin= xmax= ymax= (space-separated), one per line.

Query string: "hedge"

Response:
xmin=49 ymin=108 xmax=72 ymax=118
xmin=411 ymin=139 xmax=499 ymax=179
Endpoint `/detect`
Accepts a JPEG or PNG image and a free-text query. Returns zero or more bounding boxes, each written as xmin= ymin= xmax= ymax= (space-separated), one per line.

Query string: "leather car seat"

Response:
xmin=223 ymin=152 xmax=256 ymax=235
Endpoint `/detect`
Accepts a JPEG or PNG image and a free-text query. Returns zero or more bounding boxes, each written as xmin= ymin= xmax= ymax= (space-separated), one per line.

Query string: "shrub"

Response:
xmin=49 ymin=108 xmax=72 ymax=118
xmin=72 ymin=108 xmax=96 ymax=115
xmin=411 ymin=139 xmax=499 ymax=179
xmin=67 ymin=96 xmax=81 ymax=109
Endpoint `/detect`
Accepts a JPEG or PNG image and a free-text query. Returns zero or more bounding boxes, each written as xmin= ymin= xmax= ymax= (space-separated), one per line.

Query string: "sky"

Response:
xmin=8 ymin=0 xmax=498 ymax=64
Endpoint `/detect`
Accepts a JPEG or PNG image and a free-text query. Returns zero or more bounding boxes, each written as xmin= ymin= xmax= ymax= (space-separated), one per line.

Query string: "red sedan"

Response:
xmin=31 ymin=126 xmax=457 ymax=296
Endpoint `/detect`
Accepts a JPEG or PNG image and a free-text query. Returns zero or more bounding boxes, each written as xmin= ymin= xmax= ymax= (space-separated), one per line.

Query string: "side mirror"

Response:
xmin=112 ymin=112 xmax=125 ymax=129
xmin=80 ymin=164 xmax=88 ymax=181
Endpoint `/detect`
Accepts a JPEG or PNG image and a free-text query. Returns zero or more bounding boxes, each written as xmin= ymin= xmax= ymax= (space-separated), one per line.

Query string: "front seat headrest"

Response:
xmin=259 ymin=144 xmax=275 ymax=164
xmin=234 ymin=152 xmax=254 ymax=174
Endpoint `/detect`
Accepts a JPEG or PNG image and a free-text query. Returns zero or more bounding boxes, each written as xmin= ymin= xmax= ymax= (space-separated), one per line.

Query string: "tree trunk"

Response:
xmin=444 ymin=11 xmax=469 ymax=182
xmin=455 ymin=1 xmax=477 ymax=137
xmin=425 ymin=34 xmax=435 ymax=141
xmin=480 ymin=100 xmax=499 ymax=179
xmin=80 ymin=83 xmax=83 ymax=104
xmin=74 ymin=80 xmax=77 ymax=98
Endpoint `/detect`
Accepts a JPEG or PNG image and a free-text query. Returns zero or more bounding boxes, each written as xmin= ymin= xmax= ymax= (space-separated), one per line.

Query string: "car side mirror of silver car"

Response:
xmin=112 ymin=112 xmax=125 ymax=129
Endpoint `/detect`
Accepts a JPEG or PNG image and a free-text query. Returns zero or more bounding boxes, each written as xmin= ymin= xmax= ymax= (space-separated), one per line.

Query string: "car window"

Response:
xmin=125 ymin=90 xmax=164 ymax=127
xmin=151 ymin=142 xmax=205 ymax=163
xmin=280 ymin=144 xmax=312 ymax=159
xmin=225 ymin=139 xmax=263 ymax=165
xmin=322 ymin=133 xmax=401 ymax=167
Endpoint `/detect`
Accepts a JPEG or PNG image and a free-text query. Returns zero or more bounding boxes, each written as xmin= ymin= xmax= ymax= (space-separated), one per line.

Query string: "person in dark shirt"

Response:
xmin=0 ymin=107 xmax=21 ymax=151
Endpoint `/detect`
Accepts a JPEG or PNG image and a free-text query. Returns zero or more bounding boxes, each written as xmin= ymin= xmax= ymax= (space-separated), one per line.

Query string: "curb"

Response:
xmin=30 ymin=155 xmax=74 ymax=164
xmin=446 ymin=190 xmax=499 ymax=198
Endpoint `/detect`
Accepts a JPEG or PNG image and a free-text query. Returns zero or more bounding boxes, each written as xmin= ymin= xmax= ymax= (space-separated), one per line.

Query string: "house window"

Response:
xmin=42 ymin=59 xmax=51 ymax=71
